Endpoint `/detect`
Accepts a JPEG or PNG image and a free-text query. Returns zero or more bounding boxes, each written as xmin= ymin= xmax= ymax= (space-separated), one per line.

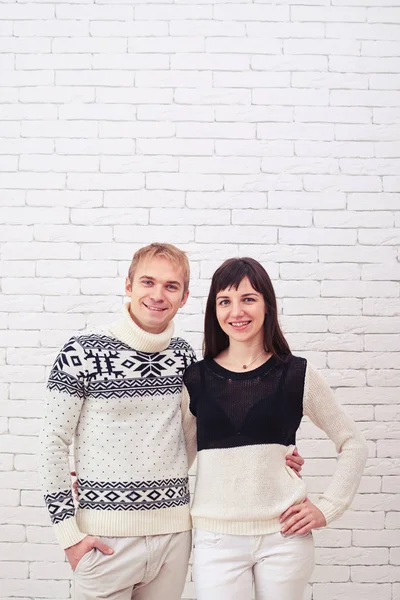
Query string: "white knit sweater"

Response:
xmin=39 ymin=304 xmax=197 ymax=549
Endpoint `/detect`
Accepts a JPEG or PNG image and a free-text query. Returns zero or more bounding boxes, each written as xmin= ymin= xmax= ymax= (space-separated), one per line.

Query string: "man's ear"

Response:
xmin=125 ymin=276 xmax=132 ymax=295
xmin=180 ymin=289 xmax=190 ymax=309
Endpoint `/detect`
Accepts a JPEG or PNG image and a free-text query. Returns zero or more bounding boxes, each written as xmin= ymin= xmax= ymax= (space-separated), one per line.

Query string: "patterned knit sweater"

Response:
xmin=183 ymin=354 xmax=368 ymax=535
xmin=39 ymin=304 xmax=197 ymax=549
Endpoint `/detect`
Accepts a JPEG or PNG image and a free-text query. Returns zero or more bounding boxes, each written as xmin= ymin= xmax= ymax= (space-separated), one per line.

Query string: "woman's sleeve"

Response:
xmin=303 ymin=363 xmax=368 ymax=525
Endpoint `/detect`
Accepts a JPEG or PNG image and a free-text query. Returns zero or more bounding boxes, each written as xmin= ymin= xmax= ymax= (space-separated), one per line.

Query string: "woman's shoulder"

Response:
xmin=183 ymin=358 xmax=206 ymax=387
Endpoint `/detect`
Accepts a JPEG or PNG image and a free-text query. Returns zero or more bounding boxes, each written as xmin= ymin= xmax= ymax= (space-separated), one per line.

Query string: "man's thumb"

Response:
xmin=93 ymin=539 xmax=114 ymax=555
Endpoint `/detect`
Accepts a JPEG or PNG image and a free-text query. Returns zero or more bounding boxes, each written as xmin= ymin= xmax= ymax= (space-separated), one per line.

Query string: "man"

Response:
xmin=40 ymin=243 xmax=303 ymax=600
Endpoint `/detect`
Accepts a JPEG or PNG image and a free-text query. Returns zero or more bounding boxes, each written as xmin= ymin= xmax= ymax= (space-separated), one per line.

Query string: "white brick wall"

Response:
xmin=0 ymin=0 xmax=399 ymax=598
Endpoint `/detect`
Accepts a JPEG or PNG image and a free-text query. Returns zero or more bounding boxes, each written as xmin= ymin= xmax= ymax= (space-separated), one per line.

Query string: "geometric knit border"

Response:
xmin=77 ymin=477 xmax=190 ymax=511
xmin=44 ymin=489 xmax=75 ymax=524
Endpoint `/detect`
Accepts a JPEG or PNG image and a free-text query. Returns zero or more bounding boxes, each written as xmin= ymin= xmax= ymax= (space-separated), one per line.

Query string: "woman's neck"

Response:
xmin=216 ymin=339 xmax=270 ymax=372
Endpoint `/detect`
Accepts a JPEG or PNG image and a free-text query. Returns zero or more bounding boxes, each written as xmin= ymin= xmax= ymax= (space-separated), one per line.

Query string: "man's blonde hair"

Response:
xmin=128 ymin=243 xmax=190 ymax=293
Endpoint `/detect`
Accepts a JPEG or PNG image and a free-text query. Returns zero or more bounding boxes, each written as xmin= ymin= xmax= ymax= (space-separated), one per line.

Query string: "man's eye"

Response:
xmin=167 ymin=285 xmax=178 ymax=291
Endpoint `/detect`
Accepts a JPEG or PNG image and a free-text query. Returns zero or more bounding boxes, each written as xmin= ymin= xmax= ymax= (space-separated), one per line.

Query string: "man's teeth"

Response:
xmin=146 ymin=306 xmax=165 ymax=311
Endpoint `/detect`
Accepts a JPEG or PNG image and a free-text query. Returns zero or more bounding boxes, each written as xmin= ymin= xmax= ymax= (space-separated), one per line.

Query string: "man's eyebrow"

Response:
xmin=139 ymin=275 xmax=182 ymax=287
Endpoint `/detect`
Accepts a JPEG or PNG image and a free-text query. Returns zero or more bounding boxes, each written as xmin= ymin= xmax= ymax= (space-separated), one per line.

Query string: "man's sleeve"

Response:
xmin=39 ymin=337 xmax=88 ymax=549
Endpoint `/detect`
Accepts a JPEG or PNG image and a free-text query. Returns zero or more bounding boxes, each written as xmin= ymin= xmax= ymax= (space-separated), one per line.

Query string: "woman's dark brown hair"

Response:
xmin=203 ymin=257 xmax=291 ymax=360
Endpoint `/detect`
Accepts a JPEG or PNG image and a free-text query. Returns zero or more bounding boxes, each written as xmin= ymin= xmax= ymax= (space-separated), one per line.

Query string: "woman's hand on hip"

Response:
xmin=280 ymin=498 xmax=326 ymax=536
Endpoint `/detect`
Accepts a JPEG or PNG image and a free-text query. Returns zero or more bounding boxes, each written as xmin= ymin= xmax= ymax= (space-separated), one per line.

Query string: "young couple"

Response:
xmin=40 ymin=243 xmax=367 ymax=600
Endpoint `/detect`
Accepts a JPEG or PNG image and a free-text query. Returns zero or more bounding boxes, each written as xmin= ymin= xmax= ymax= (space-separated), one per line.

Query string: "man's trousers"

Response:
xmin=73 ymin=531 xmax=191 ymax=600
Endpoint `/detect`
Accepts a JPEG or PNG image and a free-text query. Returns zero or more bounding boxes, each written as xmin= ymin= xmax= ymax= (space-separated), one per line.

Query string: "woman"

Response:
xmin=183 ymin=257 xmax=368 ymax=600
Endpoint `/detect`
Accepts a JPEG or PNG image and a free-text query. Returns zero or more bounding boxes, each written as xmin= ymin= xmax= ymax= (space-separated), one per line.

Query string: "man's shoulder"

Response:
xmin=169 ymin=336 xmax=196 ymax=356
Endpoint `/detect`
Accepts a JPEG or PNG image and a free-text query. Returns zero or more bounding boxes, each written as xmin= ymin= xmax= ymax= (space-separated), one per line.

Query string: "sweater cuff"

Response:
xmin=314 ymin=497 xmax=341 ymax=526
xmin=54 ymin=517 xmax=87 ymax=549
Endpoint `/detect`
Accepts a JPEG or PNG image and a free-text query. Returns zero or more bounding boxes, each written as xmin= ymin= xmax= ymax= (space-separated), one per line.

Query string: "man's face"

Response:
xmin=125 ymin=257 xmax=189 ymax=334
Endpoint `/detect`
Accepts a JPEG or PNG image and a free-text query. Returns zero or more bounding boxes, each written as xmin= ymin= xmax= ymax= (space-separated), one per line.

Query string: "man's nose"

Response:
xmin=149 ymin=286 xmax=165 ymax=303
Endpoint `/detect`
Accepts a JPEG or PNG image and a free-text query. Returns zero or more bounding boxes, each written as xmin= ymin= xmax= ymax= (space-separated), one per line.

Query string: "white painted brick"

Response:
xmin=56 ymin=70 xmax=133 ymax=87
xmin=362 ymin=41 xmax=399 ymax=57
xmin=0 ymin=401 xmax=42 ymax=419
xmin=92 ymin=21 xmax=167 ymax=38
xmin=30 ymin=560 xmax=71 ymax=579
xmin=3 ymin=278 xmax=80 ymax=296
xmin=35 ymin=225 xmax=112 ymax=243
xmin=368 ymin=370 xmax=400 ymax=387
xmin=171 ymin=53 xmax=249 ymax=71
xmin=329 ymin=316 xmax=400 ymax=340
xmin=213 ymin=4 xmax=289 ymax=22
xmin=137 ymin=139 xmax=213 ymax=157
xmin=280 ymin=228 xmax=357 ymax=246
xmin=216 ymin=140 xmax=293 ymax=157
xmin=313 ymin=583 xmax=391 ymax=600
xmin=52 ymin=37 xmax=127 ymax=54
xmin=101 ymin=155 xmax=178 ymax=174
xmin=187 ymin=193 xmax=266 ymax=209
xmin=138 ymin=105 xmax=213 ymax=122
xmin=317 ymin=546 xmax=388 ymax=565
xmin=22 ymin=120 xmax=97 ymax=139
xmin=316 ymin=211 xmax=393 ymax=228
xmin=322 ymin=281 xmax=397 ymax=298
xmin=310 ymin=565 xmax=350 ymax=583
xmin=285 ymin=265 xmax=361 ymax=285
xmin=0 ymin=296 xmax=42 ymax=313
xmin=359 ymin=229 xmax=400 ymax=246
xmin=223 ymin=174 xmax=302 ymax=192
xmin=136 ymin=71 xmax=210 ymax=89
xmin=283 ymin=298 xmax=361 ymax=316
xmin=113 ymin=224 xmax=195 ymax=245
xmin=27 ymin=191 xmax=102 ymax=208
xmin=0 ymin=489 xmax=20 ymax=507
xmin=304 ymin=175 xmax=382 ymax=193
xmin=14 ymin=455 xmax=39 ymax=471
xmin=99 ymin=121 xmax=174 ymax=138
xmin=176 ymin=122 xmax=255 ymax=139
xmin=67 ymin=173 xmax=144 ymax=191
xmin=384 ymin=177 xmax=400 ymax=192
xmin=285 ymin=38 xmax=360 ymax=56
xmin=16 ymin=53 xmax=92 ymax=71
xmin=0 ymin=226 xmax=33 ymax=243
xmin=196 ymin=226 xmax=277 ymax=245
xmin=174 ymin=88 xmax=251 ymax=105
xmin=233 ymin=209 xmax=312 ymax=227
xmin=2 ymin=242 xmax=79 ymax=260
xmin=36 ymin=260 xmax=117 ymax=278
xmin=387 ymin=513 xmax=400 ymax=529
xmin=295 ymin=106 xmax=371 ymax=124
xmin=0 ymin=455 xmax=13 ymax=471
xmin=14 ymin=19 xmax=89 ymax=37
xmin=146 ymin=173 xmax=223 ymax=191
xmin=252 ymin=54 xmax=327 ymax=72
xmin=326 ymin=23 xmax=400 ymax=41
xmin=1 ymin=578 xmax=70 ymax=598
xmin=0 ymin=331 xmax=40 ymax=348
xmin=170 ymin=20 xmax=245 ymax=38
xmin=374 ymin=108 xmax=400 ymax=125
xmin=347 ymin=193 xmax=400 ymax=209
xmin=56 ymin=4 xmax=133 ymax=20
xmin=0 ymin=561 xmax=28 ymax=579
xmin=296 ymin=140 xmax=374 ymax=158
xmin=26 ymin=527 xmax=57 ymax=545
xmin=150 ymin=208 xmax=230 ymax=226
xmin=254 ymin=89 xmax=329 ymax=108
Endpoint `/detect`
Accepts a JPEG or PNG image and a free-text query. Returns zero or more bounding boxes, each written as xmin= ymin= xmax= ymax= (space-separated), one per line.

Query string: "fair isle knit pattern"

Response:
xmin=40 ymin=304 xmax=196 ymax=549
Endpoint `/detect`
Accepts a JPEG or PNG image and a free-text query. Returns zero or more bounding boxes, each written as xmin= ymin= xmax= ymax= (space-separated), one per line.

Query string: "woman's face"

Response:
xmin=215 ymin=277 xmax=266 ymax=346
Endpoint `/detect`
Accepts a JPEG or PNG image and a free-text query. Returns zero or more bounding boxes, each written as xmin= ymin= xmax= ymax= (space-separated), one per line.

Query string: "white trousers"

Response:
xmin=73 ymin=531 xmax=191 ymax=600
xmin=193 ymin=529 xmax=315 ymax=600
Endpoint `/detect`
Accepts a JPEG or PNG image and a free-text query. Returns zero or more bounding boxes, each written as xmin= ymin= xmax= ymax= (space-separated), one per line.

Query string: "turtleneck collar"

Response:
xmin=108 ymin=303 xmax=174 ymax=353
